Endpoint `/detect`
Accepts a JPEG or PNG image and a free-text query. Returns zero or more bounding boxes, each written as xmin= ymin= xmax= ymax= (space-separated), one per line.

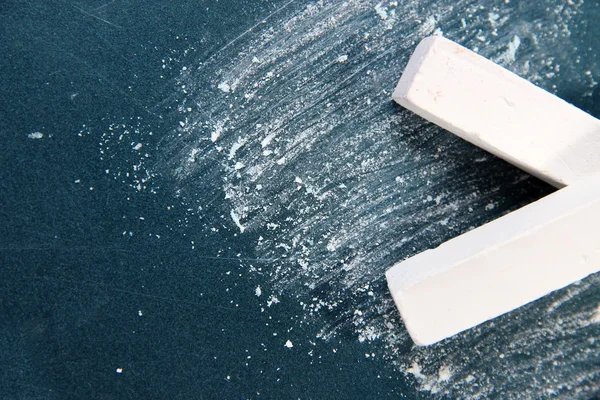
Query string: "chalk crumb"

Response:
xmin=406 ymin=362 xmax=425 ymax=380
xmin=267 ymin=295 xmax=280 ymax=307
xmin=374 ymin=3 xmax=388 ymax=20
xmin=591 ymin=304 xmax=600 ymax=323
xmin=438 ymin=365 xmax=453 ymax=382
xmin=500 ymin=35 xmax=521 ymax=64
xmin=217 ymin=81 xmax=231 ymax=93
xmin=28 ymin=132 xmax=44 ymax=139
xmin=230 ymin=210 xmax=245 ymax=233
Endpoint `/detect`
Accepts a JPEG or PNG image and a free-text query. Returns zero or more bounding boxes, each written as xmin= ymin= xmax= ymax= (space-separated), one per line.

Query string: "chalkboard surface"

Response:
xmin=1 ymin=1 xmax=599 ymax=398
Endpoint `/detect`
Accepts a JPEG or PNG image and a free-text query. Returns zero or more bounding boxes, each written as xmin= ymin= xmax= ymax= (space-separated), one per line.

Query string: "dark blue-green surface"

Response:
xmin=1 ymin=1 xmax=599 ymax=399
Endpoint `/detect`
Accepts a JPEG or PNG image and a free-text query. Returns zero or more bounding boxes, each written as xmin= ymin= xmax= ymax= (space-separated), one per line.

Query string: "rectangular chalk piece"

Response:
xmin=393 ymin=36 xmax=600 ymax=188
xmin=386 ymin=174 xmax=600 ymax=346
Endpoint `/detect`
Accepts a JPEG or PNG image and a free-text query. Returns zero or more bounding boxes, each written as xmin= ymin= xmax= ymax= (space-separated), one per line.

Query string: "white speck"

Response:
xmin=211 ymin=122 xmax=225 ymax=142
xmin=267 ymin=295 xmax=280 ymax=307
xmin=116 ymin=368 xmax=123 ymax=374
xmin=234 ymin=162 xmax=244 ymax=170
xmin=217 ymin=81 xmax=231 ymax=93
xmin=255 ymin=286 xmax=262 ymax=297
xmin=74 ymin=179 xmax=81 ymax=184
xmin=261 ymin=133 xmax=276 ymax=148
xmin=485 ymin=202 xmax=496 ymax=211
xmin=420 ymin=15 xmax=437 ymax=33
xmin=591 ymin=303 xmax=600 ymax=323
xmin=421 ymin=15 xmax=436 ymax=34
xmin=501 ymin=35 xmax=521 ymax=64
xmin=28 ymin=132 xmax=44 ymax=139
xmin=374 ymin=3 xmax=388 ymax=20
xmin=284 ymin=340 xmax=293 ymax=348
xmin=488 ymin=12 xmax=500 ymax=28
xmin=188 ymin=148 xmax=200 ymax=162
xmin=438 ymin=365 xmax=453 ymax=382
xmin=179 ymin=121 xmax=186 ymax=127
xmin=229 ymin=138 xmax=247 ymax=160
xmin=133 ymin=143 xmax=142 ymax=151
xmin=336 ymin=55 xmax=348 ymax=63
xmin=406 ymin=362 xmax=425 ymax=380
xmin=230 ymin=210 xmax=245 ymax=233
xmin=294 ymin=177 xmax=303 ymax=184
xmin=266 ymin=223 xmax=280 ymax=230
xmin=252 ymin=56 xmax=260 ymax=63
xmin=357 ymin=325 xmax=379 ymax=342
xmin=138 ymin=310 xmax=143 ymax=316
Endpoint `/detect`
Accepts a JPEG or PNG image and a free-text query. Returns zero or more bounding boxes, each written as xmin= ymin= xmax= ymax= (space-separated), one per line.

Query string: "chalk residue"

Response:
xmin=591 ymin=303 xmax=600 ymax=324
xmin=28 ymin=132 xmax=44 ymax=139
xmin=374 ymin=3 xmax=388 ymax=20
xmin=420 ymin=15 xmax=436 ymax=35
xmin=160 ymin=0 xmax=597 ymax=398
xmin=500 ymin=35 xmax=521 ymax=64
xmin=230 ymin=209 xmax=245 ymax=233
xmin=217 ymin=81 xmax=231 ymax=93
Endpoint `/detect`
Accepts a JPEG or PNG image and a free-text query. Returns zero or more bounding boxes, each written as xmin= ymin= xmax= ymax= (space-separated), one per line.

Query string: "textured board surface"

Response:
xmin=387 ymin=174 xmax=600 ymax=345
xmin=393 ymin=36 xmax=600 ymax=187
xmin=1 ymin=0 xmax=600 ymax=399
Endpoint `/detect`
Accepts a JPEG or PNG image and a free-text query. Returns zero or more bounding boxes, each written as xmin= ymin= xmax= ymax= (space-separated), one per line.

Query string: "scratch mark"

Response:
xmin=88 ymin=0 xmax=117 ymax=13
xmin=206 ymin=0 xmax=296 ymax=62
xmin=72 ymin=4 xmax=123 ymax=29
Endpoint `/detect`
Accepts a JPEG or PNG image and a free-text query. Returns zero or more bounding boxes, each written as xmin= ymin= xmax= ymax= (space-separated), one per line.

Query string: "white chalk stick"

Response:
xmin=386 ymin=174 xmax=600 ymax=346
xmin=393 ymin=36 xmax=600 ymax=188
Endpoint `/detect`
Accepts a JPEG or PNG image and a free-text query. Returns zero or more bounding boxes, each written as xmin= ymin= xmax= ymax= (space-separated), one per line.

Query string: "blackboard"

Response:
xmin=1 ymin=0 xmax=599 ymax=398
